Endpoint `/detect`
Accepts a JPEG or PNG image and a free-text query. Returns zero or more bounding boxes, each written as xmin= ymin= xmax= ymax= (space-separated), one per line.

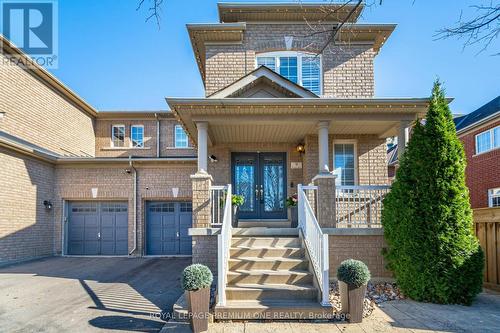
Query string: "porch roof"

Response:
xmin=166 ymin=97 xmax=452 ymax=145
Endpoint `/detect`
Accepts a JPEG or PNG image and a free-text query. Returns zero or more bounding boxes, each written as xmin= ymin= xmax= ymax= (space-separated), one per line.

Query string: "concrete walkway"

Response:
xmin=183 ymin=290 xmax=500 ymax=333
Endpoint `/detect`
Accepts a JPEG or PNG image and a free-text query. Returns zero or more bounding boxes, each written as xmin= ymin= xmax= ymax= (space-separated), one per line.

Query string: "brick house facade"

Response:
xmin=455 ymin=97 xmax=500 ymax=209
xmin=1 ymin=2 xmax=435 ymax=299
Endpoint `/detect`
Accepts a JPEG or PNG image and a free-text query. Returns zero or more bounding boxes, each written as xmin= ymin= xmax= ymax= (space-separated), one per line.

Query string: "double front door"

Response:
xmin=232 ymin=152 xmax=287 ymax=220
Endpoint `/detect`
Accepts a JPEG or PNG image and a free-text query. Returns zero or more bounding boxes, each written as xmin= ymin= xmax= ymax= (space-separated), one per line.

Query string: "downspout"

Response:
xmin=129 ymin=156 xmax=138 ymax=255
xmin=155 ymin=113 xmax=160 ymax=158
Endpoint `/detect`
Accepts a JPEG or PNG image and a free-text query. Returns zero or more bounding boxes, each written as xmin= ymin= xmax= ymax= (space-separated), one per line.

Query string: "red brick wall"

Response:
xmin=459 ymin=119 xmax=500 ymax=209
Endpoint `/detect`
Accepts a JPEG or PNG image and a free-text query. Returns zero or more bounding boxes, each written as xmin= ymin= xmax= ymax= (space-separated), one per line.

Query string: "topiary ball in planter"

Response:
xmin=182 ymin=264 xmax=213 ymax=291
xmin=337 ymin=259 xmax=371 ymax=323
xmin=337 ymin=259 xmax=371 ymax=288
xmin=181 ymin=264 xmax=213 ymax=333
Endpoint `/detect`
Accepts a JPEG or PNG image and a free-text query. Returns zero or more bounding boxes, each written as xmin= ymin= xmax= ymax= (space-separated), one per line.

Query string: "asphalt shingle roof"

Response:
xmin=454 ymin=96 xmax=500 ymax=132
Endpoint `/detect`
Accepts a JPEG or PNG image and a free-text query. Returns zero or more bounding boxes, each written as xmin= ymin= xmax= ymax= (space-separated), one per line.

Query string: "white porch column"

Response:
xmin=317 ymin=121 xmax=330 ymax=174
xmin=196 ymin=122 xmax=209 ymax=173
xmin=398 ymin=120 xmax=411 ymax=159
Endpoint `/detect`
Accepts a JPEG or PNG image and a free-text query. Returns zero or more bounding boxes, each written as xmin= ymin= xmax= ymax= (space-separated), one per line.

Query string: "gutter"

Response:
xmin=129 ymin=156 xmax=138 ymax=256
xmin=155 ymin=113 xmax=160 ymax=158
xmin=56 ymin=157 xmax=197 ymax=164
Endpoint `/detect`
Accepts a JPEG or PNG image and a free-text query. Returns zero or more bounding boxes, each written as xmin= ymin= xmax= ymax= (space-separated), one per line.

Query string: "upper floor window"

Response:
xmin=489 ymin=188 xmax=500 ymax=208
xmin=475 ymin=126 xmax=499 ymax=154
xmin=333 ymin=142 xmax=357 ymax=186
xmin=131 ymin=125 xmax=144 ymax=148
xmin=256 ymin=51 xmax=321 ymax=95
xmin=174 ymin=125 xmax=189 ymax=148
xmin=111 ymin=125 xmax=125 ymax=147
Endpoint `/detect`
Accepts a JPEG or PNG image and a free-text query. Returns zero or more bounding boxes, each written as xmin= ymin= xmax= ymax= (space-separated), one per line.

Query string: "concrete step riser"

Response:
xmin=227 ymin=273 xmax=312 ymax=285
xmin=226 ymin=288 xmax=317 ymax=301
xmin=231 ymin=238 xmax=300 ymax=248
xmin=229 ymin=260 xmax=308 ymax=271
xmin=230 ymin=247 xmax=304 ymax=258
xmin=215 ymin=307 xmax=332 ymax=320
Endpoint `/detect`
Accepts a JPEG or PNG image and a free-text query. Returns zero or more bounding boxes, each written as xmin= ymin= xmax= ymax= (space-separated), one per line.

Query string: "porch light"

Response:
xmin=296 ymin=143 xmax=305 ymax=155
xmin=209 ymin=155 xmax=218 ymax=163
xmin=43 ymin=200 xmax=52 ymax=210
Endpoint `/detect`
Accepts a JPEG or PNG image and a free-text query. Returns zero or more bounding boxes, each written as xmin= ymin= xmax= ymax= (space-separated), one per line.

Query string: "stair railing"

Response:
xmin=298 ymin=184 xmax=330 ymax=306
xmin=217 ymin=184 xmax=232 ymax=306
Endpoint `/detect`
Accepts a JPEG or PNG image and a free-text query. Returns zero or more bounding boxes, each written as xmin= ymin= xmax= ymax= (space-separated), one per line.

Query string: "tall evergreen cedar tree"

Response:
xmin=382 ymin=81 xmax=484 ymax=305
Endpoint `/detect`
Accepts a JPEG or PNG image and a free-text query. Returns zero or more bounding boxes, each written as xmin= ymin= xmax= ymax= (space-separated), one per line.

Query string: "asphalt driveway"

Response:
xmin=0 ymin=257 xmax=191 ymax=333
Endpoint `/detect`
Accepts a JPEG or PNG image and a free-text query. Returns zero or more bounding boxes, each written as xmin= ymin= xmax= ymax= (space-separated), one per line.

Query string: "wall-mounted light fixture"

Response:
xmin=209 ymin=155 xmax=218 ymax=163
xmin=296 ymin=143 xmax=305 ymax=155
xmin=43 ymin=200 xmax=52 ymax=210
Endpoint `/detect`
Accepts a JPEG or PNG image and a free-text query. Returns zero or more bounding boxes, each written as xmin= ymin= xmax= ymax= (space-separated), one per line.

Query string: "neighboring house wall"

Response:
xmin=0 ymin=148 xmax=55 ymax=265
xmin=460 ymin=119 xmax=500 ymax=208
xmin=0 ymin=53 xmax=96 ymax=157
xmin=53 ymin=163 xmax=196 ymax=255
xmin=94 ymin=118 xmax=196 ymax=158
xmin=205 ymin=24 xmax=374 ymax=98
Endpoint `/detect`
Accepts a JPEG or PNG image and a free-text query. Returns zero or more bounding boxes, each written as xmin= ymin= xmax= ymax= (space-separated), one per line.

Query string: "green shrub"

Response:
xmin=181 ymin=264 xmax=213 ymax=291
xmin=382 ymin=80 xmax=484 ymax=305
xmin=232 ymin=194 xmax=244 ymax=207
xmin=337 ymin=259 xmax=371 ymax=288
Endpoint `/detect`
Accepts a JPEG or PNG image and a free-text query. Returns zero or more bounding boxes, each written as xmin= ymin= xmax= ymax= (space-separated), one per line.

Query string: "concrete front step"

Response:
xmin=231 ymin=237 xmax=300 ymax=248
xmin=229 ymin=257 xmax=308 ymax=271
xmin=232 ymin=227 xmax=298 ymax=236
xmin=215 ymin=300 xmax=333 ymax=320
xmin=225 ymin=283 xmax=317 ymax=301
xmin=230 ymin=246 xmax=304 ymax=258
xmin=237 ymin=220 xmax=291 ymax=228
xmin=227 ymin=269 xmax=313 ymax=285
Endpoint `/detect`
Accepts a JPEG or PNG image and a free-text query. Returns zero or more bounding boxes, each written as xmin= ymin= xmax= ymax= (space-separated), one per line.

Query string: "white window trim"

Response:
xmin=488 ymin=188 xmax=500 ymax=208
xmin=130 ymin=124 xmax=145 ymax=148
xmin=475 ymin=125 xmax=500 ymax=155
xmin=174 ymin=124 xmax=189 ymax=148
xmin=332 ymin=139 xmax=358 ymax=186
xmin=111 ymin=124 xmax=125 ymax=148
xmin=255 ymin=51 xmax=323 ymax=95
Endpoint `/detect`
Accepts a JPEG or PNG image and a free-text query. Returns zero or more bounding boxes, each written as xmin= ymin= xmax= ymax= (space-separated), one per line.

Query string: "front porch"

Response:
xmin=167 ymin=97 xmax=429 ymax=318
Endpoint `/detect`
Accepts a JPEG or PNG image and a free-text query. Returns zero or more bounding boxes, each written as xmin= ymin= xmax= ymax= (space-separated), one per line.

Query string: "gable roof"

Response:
xmin=208 ymin=65 xmax=319 ymax=98
xmin=218 ymin=2 xmax=364 ymax=23
xmin=454 ymin=96 xmax=500 ymax=134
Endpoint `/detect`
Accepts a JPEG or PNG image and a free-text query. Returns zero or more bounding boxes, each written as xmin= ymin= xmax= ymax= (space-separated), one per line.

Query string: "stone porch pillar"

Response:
xmin=317 ymin=121 xmax=330 ymax=174
xmin=313 ymin=174 xmax=337 ymax=228
xmin=398 ymin=120 xmax=411 ymax=160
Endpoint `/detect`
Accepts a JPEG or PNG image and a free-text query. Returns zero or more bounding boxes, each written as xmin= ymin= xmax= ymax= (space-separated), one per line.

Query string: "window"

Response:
xmin=475 ymin=126 xmax=500 ymax=154
xmin=256 ymin=51 xmax=322 ymax=95
xmin=489 ymin=188 xmax=500 ymax=208
xmin=174 ymin=125 xmax=188 ymax=148
xmin=333 ymin=142 xmax=357 ymax=186
xmin=111 ymin=125 xmax=125 ymax=147
xmin=131 ymin=125 xmax=144 ymax=148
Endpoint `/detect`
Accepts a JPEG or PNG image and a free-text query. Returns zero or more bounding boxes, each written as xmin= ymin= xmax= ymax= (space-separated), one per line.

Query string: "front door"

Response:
xmin=232 ymin=152 xmax=287 ymax=220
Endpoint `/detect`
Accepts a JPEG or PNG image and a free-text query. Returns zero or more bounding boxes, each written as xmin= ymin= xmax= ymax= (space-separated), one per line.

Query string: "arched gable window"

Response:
xmin=256 ymin=51 xmax=322 ymax=95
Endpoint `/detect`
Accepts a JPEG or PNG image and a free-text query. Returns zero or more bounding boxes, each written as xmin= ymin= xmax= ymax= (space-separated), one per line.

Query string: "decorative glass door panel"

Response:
xmin=232 ymin=152 xmax=287 ymax=220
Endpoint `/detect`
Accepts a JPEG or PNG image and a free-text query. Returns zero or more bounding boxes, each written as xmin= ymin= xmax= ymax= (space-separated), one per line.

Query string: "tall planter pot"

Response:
xmin=288 ymin=206 xmax=298 ymax=228
xmin=232 ymin=206 xmax=239 ymax=227
xmin=339 ymin=281 xmax=366 ymax=323
xmin=185 ymin=287 xmax=210 ymax=333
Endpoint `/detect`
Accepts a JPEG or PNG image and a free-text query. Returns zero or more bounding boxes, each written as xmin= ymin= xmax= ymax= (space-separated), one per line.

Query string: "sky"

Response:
xmin=47 ymin=0 xmax=499 ymax=114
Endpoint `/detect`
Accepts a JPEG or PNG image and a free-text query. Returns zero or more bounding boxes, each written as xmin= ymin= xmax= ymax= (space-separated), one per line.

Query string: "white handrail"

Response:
xmin=298 ymin=184 xmax=330 ymax=306
xmin=335 ymin=185 xmax=390 ymax=227
xmin=217 ymin=184 xmax=232 ymax=306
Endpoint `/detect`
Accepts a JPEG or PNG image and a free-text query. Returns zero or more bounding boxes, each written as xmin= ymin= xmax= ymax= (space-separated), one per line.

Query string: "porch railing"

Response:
xmin=210 ymin=185 xmax=228 ymax=226
xmin=298 ymin=184 xmax=330 ymax=306
xmin=216 ymin=184 xmax=232 ymax=306
xmin=335 ymin=185 xmax=391 ymax=228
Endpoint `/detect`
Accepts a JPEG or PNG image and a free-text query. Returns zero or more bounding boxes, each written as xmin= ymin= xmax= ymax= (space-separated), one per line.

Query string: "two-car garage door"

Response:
xmin=67 ymin=201 xmax=192 ymax=256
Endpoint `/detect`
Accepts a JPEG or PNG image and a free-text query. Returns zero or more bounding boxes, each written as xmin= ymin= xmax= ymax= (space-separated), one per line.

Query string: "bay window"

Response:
xmin=256 ymin=51 xmax=322 ymax=95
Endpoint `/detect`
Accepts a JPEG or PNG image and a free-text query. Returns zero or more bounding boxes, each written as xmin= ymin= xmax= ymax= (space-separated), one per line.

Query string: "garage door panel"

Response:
xmin=146 ymin=201 xmax=192 ymax=255
xmin=67 ymin=202 xmax=128 ymax=256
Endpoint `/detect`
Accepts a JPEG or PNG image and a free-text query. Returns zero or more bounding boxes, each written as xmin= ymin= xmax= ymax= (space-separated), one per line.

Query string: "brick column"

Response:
xmin=191 ymin=172 xmax=217 ymax=273
xmin=313 ymin=174 xmax=337 ymax=228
